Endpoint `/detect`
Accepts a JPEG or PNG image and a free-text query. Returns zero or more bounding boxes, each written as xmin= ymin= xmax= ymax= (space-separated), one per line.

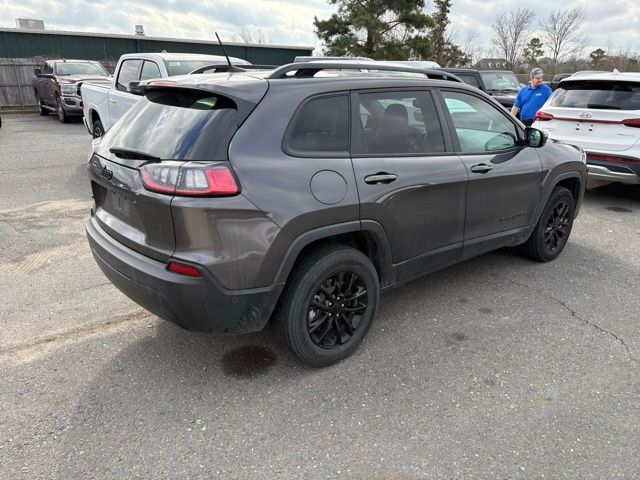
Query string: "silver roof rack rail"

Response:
xmin=265 ymin=61 xmax=462 ymax=82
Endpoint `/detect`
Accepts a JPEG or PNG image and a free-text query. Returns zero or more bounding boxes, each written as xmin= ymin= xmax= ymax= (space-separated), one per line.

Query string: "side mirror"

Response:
xmin=34 ymin=67 xmax=42 ymax=76
xmin=127 ymin=81 xmax=145 ymax=96
xmin=526 ymin=127 xmax=547 ymax=148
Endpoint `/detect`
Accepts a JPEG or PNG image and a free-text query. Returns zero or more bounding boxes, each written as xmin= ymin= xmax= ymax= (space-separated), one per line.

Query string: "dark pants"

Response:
xmin=522 ymin=119 xmax=533 ymax=127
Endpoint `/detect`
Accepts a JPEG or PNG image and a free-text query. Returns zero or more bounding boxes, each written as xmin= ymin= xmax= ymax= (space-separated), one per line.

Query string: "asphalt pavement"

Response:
xmin=1 ymin=114 xmax=639 ymax=479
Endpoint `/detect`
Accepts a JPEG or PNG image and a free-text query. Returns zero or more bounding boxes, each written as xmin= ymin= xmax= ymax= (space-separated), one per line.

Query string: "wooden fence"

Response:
xmin=0 ymin=57 xmax=116 ymax=110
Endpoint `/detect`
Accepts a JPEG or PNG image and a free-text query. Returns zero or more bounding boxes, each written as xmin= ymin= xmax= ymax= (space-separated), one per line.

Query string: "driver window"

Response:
xmin=442 ymin=91 xmax=518 ymax=153
xmin=116 ymin=59 xmax=142 ymax=92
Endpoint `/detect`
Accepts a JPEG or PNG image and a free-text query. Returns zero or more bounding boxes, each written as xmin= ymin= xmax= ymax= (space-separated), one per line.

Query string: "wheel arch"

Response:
xmin=273 ymin=221 xmax=394 ymax=289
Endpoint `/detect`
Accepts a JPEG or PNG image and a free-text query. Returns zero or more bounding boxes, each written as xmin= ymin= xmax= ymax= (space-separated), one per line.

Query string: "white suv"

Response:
xmin=533 ymin=71 xmax=640 ymax=185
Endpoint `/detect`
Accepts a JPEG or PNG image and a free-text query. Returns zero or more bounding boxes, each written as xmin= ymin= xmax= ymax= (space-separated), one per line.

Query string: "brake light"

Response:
xmin=167 ymin=261 xmax=201 ymax=277
xmin=534 ymin=111 xmax=554 ymax=121
xmin=140 ymin=163 xmax=239 ymax=196
xmin=622 ymin=118 xmax=640 ymax=128
xmin=147 ymin=80 xmax=177 ymax=87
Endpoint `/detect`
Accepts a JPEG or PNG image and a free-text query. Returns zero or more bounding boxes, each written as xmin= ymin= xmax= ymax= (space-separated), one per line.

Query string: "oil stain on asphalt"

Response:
xmin=605 ymin=206 xmax=633 ymax=213
xmin=221 ymin=345 xmax=277 ymax=378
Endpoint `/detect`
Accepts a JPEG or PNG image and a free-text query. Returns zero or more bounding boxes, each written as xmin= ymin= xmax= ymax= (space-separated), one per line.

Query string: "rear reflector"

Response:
xmin=167 ymin=261 xmax=202 ymax=277
xmin=140 ymin=163 xmax=239 ymax=197
xmin=534 ymin=111 xmax=554 ymax=121
xmin=587 ymin=153 xmax=640 ymax=164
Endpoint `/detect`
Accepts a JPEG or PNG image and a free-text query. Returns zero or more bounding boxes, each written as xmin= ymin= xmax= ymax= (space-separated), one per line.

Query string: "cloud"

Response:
xmin=1 ymin=0 xmax=638 ymax=56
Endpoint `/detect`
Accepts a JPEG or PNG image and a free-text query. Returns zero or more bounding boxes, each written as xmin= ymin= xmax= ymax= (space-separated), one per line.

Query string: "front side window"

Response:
xmin=356 ymin=90 xmax=445 ymax=155
xmin=442 ymin=90 xmax=519 ymax=153
xmin=285 ymin=95 xmax=349 ymax=155
xmin=116 ymin=59 xmax=142 ymax=92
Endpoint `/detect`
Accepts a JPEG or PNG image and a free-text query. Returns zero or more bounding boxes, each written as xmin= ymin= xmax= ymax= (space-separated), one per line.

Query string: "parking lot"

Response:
xmin=1 ymin=113 xmax=639 ymax=478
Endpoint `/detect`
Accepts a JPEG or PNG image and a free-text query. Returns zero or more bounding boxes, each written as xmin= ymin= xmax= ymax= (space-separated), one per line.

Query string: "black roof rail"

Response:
xmin=189 ymin=64 xmax=278 ymax=74
xmin=265 ymin=61 xmax=462 ymax=82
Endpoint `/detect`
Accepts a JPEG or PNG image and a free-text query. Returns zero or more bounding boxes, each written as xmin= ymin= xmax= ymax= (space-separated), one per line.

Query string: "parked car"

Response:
xmin=86 ymin=61 xmax=587 ymax=366
xmin=81 ymin=52 xmax=250 ymax=137
xmin=440 ymin=68 xmax=521 ymax=108
xmin=550 ymin=73 xmax=573 ymax=90
xmin=533 ymin=71 xmax=640 ymax=186
xmin=32 ymin=59 xmax=111 ymax=123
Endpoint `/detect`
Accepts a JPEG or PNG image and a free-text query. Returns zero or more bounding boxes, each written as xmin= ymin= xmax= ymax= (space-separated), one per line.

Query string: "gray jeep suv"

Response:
xmin=86 ymin=62 xmax=587 ymax=366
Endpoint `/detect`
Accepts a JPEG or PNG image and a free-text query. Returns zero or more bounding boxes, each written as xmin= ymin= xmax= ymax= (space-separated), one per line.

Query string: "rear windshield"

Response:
xmin=56 ymin=62 xmax=108 ymax=76
xmin=99 ymin=89 xmax=239 ymax=161
xmin=550 ymin=80 xmax=640 ymax=110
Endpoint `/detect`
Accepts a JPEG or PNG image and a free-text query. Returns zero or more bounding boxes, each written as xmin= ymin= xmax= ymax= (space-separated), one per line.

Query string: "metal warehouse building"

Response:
xmin=0 ymin=27 xmax=313 ymax=109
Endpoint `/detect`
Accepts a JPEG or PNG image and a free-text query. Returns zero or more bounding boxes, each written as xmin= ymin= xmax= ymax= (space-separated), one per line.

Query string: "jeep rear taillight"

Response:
xmin=534 ymin=111 xmax=554 ymax=121
xmin=140 ymin=163 xmax=239 ymax=197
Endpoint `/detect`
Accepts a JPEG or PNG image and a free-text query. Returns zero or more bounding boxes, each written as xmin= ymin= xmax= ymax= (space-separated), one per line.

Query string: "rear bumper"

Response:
xmin=86 ymin=216 xmax=283 ymax=334
xmin=586 ymin=153 xmax=640 ymax=185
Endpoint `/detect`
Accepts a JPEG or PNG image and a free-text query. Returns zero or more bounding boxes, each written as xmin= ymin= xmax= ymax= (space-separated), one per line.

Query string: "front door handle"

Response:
xmin=470 ymin=163 xmax=493 ymax=174
xmin=364 ymin=173 xmax=398 ymax=184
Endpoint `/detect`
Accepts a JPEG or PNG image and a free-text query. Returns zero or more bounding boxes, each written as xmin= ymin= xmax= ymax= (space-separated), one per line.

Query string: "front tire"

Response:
xmin=274 ymin=245 xmax=380 ymax=367
xmin=522 ymin=186 xmax=575 ymax=262
xmin=56 ymin=97 xmax=69 ymax=123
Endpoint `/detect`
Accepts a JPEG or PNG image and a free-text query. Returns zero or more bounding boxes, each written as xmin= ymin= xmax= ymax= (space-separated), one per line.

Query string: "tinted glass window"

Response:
xmin=286 ymin=95 xmax=349 ymax=155
xmin=442 ymin=90 xmax=518 ymax=153
xmin=140 ymin=61 xmax=161 ymax=81
xmin=55 ymin=62 xmax=108 ymax=76
xmin=356 ymin=91 xmax=445 ymax=155
xmin=456 ymin=74 xmax=480 ymax=88
xmin=479 ymin=72 xmax=520 ymax=92
xmin=98 ymin=89 xmax=239 ymax=161
xmin=116 ymin=59 xmax=142 ymax=92
xmin=549 ymin=81 xmax=640 ymax=111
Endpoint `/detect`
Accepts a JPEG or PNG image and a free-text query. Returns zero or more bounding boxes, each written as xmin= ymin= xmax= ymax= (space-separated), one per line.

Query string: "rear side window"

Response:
xmin=99 ymin=89 xmax=239 ymax=161
xmin=284 ymin=95 xmax=349 ymax=156
xmin=140 ymin=61 xmax=161 ymax=81
xmin=550 ymin=81 xmax=640 ymax=110
xmin=456 ymin=74 xmax=480 ymax=88
xmin=116 ymin=59 xmax=141 ymax=92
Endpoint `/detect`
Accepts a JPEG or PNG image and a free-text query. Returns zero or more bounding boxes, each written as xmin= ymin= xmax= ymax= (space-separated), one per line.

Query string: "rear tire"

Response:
xmin=36 ymin=93 xmax=48 ymax=116
xmin=522 ymin=186 xmax=575 ymax=262
xmin=274 ymin=245 xmax=380 ymax=367
xmin=92 ymin=118 xmax=104 ymax=138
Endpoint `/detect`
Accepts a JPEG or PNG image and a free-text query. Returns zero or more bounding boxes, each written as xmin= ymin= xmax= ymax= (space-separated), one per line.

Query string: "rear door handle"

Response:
xmin=364 ymin=173 xmax=398 ymax=184
xmin=470 ymin=163 xmax=493 ymax=174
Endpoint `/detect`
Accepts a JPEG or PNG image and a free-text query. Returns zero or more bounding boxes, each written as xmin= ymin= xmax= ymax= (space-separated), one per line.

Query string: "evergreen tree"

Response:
xmin=314 ymin=0 xmax=435 ymax=60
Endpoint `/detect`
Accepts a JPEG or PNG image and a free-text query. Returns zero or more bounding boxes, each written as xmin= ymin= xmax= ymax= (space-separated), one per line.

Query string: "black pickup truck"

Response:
xmin=440 ymin=68 xmax=521 ymax=108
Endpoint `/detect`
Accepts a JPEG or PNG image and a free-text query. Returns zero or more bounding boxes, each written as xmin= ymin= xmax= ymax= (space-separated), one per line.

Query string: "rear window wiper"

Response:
xmin=109 ymin=147 xmax=161 ymax=161
xmin=586 ymin=103 xmax=621 ymax=110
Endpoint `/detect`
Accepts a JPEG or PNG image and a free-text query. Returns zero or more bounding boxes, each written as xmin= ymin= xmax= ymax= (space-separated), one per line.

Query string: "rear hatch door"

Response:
xmin=89 ymin=82 xmax=265 ymax=261
xmin=537 ymin=79 xmax=640 ymax=151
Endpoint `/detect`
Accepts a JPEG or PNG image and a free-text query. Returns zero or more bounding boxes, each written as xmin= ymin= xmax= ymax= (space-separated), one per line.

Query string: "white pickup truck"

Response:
xmin=81 ymin=52 xmax=250 ymax=137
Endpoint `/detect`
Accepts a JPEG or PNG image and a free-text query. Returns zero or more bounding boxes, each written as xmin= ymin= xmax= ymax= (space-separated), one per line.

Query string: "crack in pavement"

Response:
xmin=510 ymin=279 xmax=640 ymax=366
xmin=0 ymin=310 xmax=154 ymax=361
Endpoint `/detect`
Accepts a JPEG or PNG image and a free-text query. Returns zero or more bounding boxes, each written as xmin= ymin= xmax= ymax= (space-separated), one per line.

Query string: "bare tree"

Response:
xmin=491 ymin=8 xmax=536 ymax=68
xmin=234 ymin=26 xmax=268 ymax=45
xmin=540 ymin=8 xmax=586 ymax=66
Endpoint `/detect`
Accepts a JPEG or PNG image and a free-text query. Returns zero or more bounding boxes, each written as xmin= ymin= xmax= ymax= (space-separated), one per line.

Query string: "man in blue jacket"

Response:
xmin=511 ymin=68 xmax=552 ymax=126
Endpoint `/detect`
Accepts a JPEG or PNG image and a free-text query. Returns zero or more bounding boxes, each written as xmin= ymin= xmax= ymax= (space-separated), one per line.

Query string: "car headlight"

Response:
xmin=60 ymin=84 xmax=77 ymax=95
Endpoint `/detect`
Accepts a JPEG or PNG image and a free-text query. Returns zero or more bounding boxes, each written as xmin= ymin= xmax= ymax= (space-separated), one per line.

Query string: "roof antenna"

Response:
xmin=215 ymin=32 xmax=242 ymax=73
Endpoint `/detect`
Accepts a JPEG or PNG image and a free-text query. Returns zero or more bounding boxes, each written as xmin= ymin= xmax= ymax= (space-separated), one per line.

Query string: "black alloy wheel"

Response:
xmin=543 ymin=200 xmax=570 ymax=253
xmin=522 ymin=185 xmax=575 ymax=262
xmin=307 ymin=270 xmax=368 ymax=349
xmin=274 ymin=245 xmax=380 ymax=367
xmin=92 ymin=119 xmax=104 ymax=138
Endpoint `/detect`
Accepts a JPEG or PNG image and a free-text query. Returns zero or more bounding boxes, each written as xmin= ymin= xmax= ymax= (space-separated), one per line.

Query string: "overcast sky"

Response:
xmin=1 ymin=0 xmax=638 ymax=57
